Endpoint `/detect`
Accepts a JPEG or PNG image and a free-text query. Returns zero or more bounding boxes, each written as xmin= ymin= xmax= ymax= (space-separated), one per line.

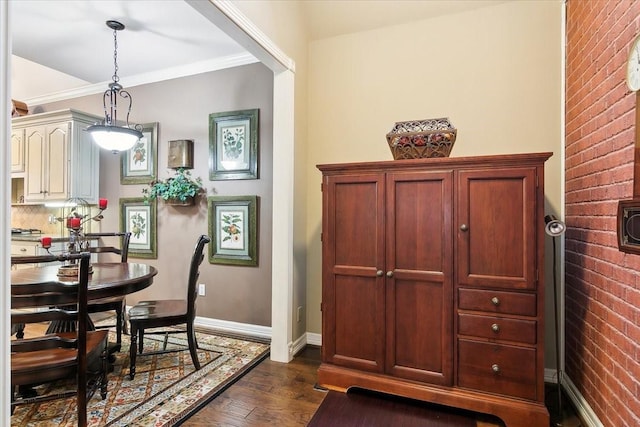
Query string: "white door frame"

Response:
xmin=187 ymin=0 xmax=296 ymax=363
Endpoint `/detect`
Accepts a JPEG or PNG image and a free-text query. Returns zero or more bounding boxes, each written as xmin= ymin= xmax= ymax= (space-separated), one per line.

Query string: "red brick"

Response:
xmin=564 ymin=3 xmax=640 ymax=417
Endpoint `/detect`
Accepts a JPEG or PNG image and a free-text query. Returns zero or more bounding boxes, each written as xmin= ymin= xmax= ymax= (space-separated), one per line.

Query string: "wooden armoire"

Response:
xmin=317 ymin=152 xmax=552 ymax=427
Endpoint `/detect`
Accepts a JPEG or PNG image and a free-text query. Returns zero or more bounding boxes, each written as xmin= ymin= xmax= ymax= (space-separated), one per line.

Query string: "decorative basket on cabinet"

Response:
xmin=386 ymin=117 xmax=457 ymax=160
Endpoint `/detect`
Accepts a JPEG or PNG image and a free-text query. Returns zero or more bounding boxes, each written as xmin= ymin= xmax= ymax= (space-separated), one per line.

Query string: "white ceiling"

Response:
xmin=11 ymin=0 xmax=506 ymax=102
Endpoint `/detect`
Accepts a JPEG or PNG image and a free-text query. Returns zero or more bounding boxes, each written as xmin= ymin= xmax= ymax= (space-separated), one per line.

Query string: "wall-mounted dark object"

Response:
xmin=617 ymin=199 xmax=640 ymax=254
xmin=168 ymin=139 xmax=194 ymax=169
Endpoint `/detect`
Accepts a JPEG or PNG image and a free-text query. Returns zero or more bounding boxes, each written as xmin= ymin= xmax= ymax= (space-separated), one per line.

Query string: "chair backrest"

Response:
xmin=85 ymin=231 xmax=131 ymax=262
xmin=187 ymin=235 xmax=211 ymax=320
xmin=11 ymin=252 xmax=92 ymax=426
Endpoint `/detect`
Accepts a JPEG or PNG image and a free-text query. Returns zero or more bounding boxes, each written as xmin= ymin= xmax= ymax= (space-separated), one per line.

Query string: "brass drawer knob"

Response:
xmin=492 ymin=364 xmax=500 ymax=373
xmin=386 ymin=271 xmax=394 ymax=278
xmin=491 ymin=296 xmax=500 ymax=306
xmin=491 ymin=323 xmax=500 ymax=333
xmin=376 ymin=270 xmax=383 ymax=277
xmin=460 ymin=224 xmax=469 ymax=231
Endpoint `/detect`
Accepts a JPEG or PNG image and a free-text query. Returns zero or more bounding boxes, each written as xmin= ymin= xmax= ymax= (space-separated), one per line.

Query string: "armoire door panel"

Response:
xmin=331 ymin=274 xmax=385 ymax=372
xmin=330 ymin=176 xmax=384 ymax=268
xmin=385 ymin=171 xmax=453 ymax=384
xmin=457 ymin=168 xmax=536 ymax=290
xmin=387 ymin=277 xmax=449 ymax=383
xmin=390 ymin=176 xmax=451 ymax=272
xmin=322 ymin=173 xmax=385 ymax=372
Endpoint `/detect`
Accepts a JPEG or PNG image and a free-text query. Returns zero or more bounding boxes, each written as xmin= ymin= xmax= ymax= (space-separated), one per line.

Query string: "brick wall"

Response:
xmin=566 ymin=1 xmax=640 ymax=426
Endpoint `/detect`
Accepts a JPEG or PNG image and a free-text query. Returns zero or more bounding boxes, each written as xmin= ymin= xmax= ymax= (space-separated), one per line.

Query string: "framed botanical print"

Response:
xmin=208 ymin=109 xmax=258 ymax=180
xmin=121 ymin=122 xmax=158 ymax=184
xmin=207 ymin=195 xmax=258 ymax=266
xmin=119 ymin=197 xmax=157 ymax=258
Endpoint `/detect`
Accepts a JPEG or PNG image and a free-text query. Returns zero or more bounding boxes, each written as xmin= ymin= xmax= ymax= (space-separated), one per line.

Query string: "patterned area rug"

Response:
xmin=10 ymin=328 xmax=270 ymax=426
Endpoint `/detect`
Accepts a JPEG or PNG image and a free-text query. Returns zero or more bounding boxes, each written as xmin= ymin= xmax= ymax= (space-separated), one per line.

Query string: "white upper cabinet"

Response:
xmin=12 ymin=109 xmax=101 ymax=204
xmin=11 ymin=128 xmax=25 ymax=174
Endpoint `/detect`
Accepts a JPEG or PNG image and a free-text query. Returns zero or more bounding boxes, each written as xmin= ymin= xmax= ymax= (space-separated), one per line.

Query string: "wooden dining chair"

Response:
xmin=85 ymin=231 xmax=131 ymax=351
xmin=10 ymin=252 xmax=109 ymax=427
xmin=128 ymin=234 xmax=210 ymax=379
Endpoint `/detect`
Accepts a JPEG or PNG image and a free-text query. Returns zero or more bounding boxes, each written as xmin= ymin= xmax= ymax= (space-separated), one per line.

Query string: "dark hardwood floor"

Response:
xmin=15 ymin=323 xmax=583 ymax=426
xmin=183 ymin=346 xmax=583 ymax=427
xmin=183 ymin=346 xmax=326 ymax=426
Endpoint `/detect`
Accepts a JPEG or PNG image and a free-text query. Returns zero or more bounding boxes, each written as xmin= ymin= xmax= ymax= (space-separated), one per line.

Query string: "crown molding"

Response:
xmin=187 ymin=0 xmax=295 ymax=73
xmin=22 ymin=52 xmax=258 ymax=106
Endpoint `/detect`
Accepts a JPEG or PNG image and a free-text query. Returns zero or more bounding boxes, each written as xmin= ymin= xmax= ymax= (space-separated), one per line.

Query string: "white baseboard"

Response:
xmin=290 ymin=333 xmax=307 ymax=356
xmin=194 ymin=316 xmax=321 ymax=359
xmin=194 ymin=315 xmax=271 ymax=339
xmin=306 ymin=332 xmax=321 ymax=346
xmin=546 ymin=368 xmax=604 ymax=427
xmin=545 ymin=368 xmax=559 ymax=384
xmin=562 ymin=374 xmax=603 ymax=427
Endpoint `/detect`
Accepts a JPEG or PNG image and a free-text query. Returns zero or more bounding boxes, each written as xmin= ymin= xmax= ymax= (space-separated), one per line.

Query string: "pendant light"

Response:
xmin=87 ymin=20 xmax=142 ymax=153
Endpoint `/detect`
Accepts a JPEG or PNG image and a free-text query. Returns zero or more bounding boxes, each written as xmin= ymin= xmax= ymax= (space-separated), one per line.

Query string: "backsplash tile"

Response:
xmin=11 ymin=205 xmax=96 ymax=235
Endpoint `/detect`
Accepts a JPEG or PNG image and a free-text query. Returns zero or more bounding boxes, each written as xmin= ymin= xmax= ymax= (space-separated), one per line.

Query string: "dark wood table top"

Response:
xmin=11 ymin=262 xmax=157 ymax=308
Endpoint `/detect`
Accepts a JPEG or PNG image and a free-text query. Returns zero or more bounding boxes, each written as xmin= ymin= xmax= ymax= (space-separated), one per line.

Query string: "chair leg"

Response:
xmin=121 ymin=304 xmax=128 ymax=335
xmin=15 ymin=323 xmax=25 ymax=339
xmin=138 ymin=329 xmax=144 ymax=354
xmin=10 ymin=387 xmax=16 ymax=415
xmin=129 ymin=325 xmax=138 ymax=380
xmin=122 ymin=310 xmax=129 ymax=335
xmin=187 ymin=323 xmax=201 ymax=370
xmin=100 ymin=348 xmax=108 ymax=399
xmin=162 ymin=332 xmax=169 ymax=350
xmin=115 ymin=306 xmax=123 ymax=347
xmin=77 ymin=368 xmax=87 ymax=427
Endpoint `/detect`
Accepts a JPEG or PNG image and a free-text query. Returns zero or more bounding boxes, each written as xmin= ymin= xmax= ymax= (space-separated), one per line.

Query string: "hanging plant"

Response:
xmin=142 ymin=168 xmax=204 ymax=205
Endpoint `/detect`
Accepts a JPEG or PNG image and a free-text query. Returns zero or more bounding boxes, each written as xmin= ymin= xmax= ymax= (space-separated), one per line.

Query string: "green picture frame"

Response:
xmin=120 ymin=122 xmax=158 ymax=185
xmin=207 ymin=195 xmax=258 ymax=266
xmin=119 ymin=197 xmax=157 ymax=259
xmin=208 ymin=109 xmax=259 ymax=180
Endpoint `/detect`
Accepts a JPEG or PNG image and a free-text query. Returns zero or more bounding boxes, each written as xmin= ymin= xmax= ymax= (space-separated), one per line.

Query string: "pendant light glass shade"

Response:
xmin=89 ymin=124 xmax=142 ymax=152
xmin=88 ymin=20 xmax=142 ymax=153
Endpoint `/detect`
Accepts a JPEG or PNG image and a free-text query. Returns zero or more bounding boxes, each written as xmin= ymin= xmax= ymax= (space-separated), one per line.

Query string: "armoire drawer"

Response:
xmin=458 ymin=288 xmax=536 ymax=316
xmin=458 ymin=339 xmax=537 ymax=400
xmin=458 ymin=313 xmax=536 ymax=344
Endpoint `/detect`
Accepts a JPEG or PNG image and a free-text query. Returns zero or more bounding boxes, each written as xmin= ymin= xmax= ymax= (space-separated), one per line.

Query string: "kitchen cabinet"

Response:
xmin=12 ymin=109 xmax=101 ymax=204
xmin=317 ymin=152 xmax=551 ymax=427
xmin=11 ymin=128 xmax=25 ymax=174
xmin=10 ymin=240 xmax=64 ymax=270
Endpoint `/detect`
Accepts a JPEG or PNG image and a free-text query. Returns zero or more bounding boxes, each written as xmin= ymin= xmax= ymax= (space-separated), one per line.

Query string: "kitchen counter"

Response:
xmin=11 ymin=234 xmax=98 ymax=243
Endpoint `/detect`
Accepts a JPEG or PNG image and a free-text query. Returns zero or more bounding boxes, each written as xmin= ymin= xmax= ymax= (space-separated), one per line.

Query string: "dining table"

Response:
xmin=11 ymin=262 xmax=158 ymax=345
xmin=11 ymin=261 xmax=157 ymax=398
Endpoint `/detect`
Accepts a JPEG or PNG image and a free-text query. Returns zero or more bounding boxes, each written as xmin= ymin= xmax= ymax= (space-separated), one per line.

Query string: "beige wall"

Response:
xmin=40 ymin=63 xmax=275 ymax=326
xmin=303 ymin=0 xmax=564 ymax=358
xmin=232 ymin=1 xmax=311 ymax=338
xmin=235 ymin=1 xmax=564 ymax=359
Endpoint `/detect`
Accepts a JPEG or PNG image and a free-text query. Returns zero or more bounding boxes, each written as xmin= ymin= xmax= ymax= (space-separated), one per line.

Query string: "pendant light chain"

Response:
xmin=87 ymin=19 xmax=143 ymax=153
xmin=112 ymin=27 xmax=119 ymax=83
